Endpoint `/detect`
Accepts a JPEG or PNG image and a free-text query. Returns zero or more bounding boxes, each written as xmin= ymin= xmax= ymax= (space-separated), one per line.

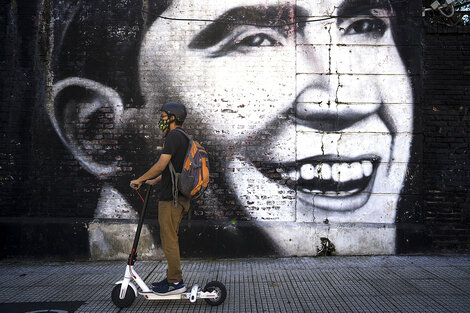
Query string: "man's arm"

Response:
xmin=130 ymin=154 xmax=172 ymax=189
xmin=145 ymin=175 xmax=162 ymax=186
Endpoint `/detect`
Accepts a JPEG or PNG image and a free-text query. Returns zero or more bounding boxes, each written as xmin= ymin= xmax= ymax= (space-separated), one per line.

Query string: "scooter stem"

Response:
xmin=128 ymin=184 xmax=153 ymax=265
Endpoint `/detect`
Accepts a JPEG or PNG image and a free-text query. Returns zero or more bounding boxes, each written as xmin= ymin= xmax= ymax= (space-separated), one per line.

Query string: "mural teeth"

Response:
xmin=362 ymin=160 xmax=373 ymax=177
xmin=316 ymin=163 xmax=332 ymax=180
xmin=339 ymin=163 xmax=352 ymax=182
xmin=335 ymin=162 xmax=363 ymax=183
xmin=331 ymin=162 xmax=366 ymax=183
xmin=291 ymin=170 xmax=299 ymax=180
xmin=304 ymin=160 xmax=373 ymax=183
xmin=350 ymin=162 xmax=363 ymax=180
xmin=332 ymin=163 xmax=341 ymax=182
xmin=302 ymin=188 xmax=322 ymax=193
xmin=300 ymin=164 xmax=315 ymax=180
xmin=281 ymin=169 xmax=298 ymax=181
xmin=322 ymin=187 xmax=361 ymax=196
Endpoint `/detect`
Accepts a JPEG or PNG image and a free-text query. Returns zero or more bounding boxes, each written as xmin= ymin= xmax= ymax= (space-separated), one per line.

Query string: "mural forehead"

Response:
xmin=163 ymin=0 xmax=392 ymax=18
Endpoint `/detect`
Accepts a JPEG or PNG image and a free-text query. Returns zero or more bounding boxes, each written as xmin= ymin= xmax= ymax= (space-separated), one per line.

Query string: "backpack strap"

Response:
xmin=168 ymin=162 xmax=180 ymax=207
xmin=173 ymin=128 xmax=196 ymax=166
xmin=169 ymin=163 xmax=191 ymax=227
xmin=174 ymin=128 xmax=198 ymax=169
xmin=173 ymin=127 xmax=191 ymax=141
xmin=168 ymin=128 xmax=193 ymax=226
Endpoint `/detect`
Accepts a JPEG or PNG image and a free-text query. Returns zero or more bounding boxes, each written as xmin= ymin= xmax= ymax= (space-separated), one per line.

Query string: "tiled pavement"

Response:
xmin=0 ymin=255 xmax=469 ymax=312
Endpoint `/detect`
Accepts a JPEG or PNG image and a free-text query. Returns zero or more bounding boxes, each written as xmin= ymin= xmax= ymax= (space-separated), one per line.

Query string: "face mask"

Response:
xmin=158 ymin=119 xmax=170 ymax=132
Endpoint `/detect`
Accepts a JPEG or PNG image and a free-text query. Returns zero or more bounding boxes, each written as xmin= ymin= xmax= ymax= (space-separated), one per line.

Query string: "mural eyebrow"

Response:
xmin=188 ymin=5 xmax=309 ymax=49
xmin=336 ymin=0 xmax=391 ymax=17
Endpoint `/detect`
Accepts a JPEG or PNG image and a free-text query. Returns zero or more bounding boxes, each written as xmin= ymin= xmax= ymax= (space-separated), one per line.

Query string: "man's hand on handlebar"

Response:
xmin=130 ymin=175 xmax=161 ymax=189
xmin=130 ymin=180 xmax=142 ymax=190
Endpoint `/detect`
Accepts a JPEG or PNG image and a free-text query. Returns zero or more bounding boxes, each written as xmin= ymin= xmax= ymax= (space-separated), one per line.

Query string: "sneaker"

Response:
xmin=152 ymin=279 xmax=186 ymax=295
xmin=151 ymin=277 xmax=168 ymax=287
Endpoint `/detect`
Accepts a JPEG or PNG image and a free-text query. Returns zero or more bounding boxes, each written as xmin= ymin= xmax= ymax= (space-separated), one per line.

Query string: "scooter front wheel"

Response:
xmin=203 ymin=281 xmax=227 ymax=306
xmin=112 ymin=284 xmax=135 ymax=308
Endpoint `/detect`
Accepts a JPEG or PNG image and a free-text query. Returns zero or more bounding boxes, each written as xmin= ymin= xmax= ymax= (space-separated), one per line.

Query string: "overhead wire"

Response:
xmin=141 ymin=8 xmax=342 ymax=29
xmin=155 ymin=14 xmax=336 ymax=27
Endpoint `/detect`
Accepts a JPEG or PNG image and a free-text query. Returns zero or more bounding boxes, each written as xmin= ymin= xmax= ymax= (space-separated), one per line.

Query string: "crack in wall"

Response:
xmin=327 ymin=23 xmax=333 ymax=108
xmin=142 ymin=0 xmax=149 ymax=29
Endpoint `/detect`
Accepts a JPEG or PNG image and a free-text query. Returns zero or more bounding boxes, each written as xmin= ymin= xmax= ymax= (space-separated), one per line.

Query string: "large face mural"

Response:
xmin=49 ymin=0 xmax=414 ymax=258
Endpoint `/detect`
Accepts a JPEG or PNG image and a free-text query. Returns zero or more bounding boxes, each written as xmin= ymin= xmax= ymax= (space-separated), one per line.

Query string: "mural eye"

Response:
xmin=205 ymin=28 xmax=286 ymax=57
xmin=236 ymin=33 xmax=282 ymax=47
xmin=344 ymin=19 xmax=387 ymax=37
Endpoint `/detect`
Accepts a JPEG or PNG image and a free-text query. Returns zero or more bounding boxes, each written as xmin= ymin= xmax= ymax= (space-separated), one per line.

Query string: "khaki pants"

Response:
xmin=158 ymin=197 xmax=190 ymax=283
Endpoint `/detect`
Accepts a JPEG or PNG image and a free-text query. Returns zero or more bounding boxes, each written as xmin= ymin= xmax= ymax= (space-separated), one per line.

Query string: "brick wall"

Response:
xmin=422 ymin=23 xmax=470 ymax=252
xmin=1 ymin=0 xmax=469 ymax=260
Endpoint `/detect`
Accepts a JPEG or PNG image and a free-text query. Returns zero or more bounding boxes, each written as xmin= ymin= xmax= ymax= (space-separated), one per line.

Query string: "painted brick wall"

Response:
xmin=422 ymin=23 xmax=470 ymax=252
xmin=1 ymin=0 xmax=469 ymax=260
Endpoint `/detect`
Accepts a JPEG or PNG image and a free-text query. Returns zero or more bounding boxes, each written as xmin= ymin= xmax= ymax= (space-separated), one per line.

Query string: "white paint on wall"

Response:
xmin=51 ymin=0 xmax=415 ymax=257
xmin=89 ymin=184 xmax=161 ymax=260
xmin=138 ymin=0 xmax=413 ymax=255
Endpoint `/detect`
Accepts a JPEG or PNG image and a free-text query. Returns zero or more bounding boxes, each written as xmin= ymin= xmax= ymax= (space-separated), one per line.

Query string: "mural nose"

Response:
xmin=294 ymin=84 xmax=376 ymax=132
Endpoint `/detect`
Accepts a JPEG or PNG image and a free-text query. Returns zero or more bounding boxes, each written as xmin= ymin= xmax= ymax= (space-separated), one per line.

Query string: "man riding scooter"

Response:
xmin=130 ymin=102 xmax=190 ymax=295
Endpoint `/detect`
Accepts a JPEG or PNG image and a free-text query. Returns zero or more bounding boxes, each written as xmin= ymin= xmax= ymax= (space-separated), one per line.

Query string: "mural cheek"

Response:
xmin=171 ymin=57 xmax=296 ymax=158
xmin=373 ymin=162 xmax=409 ymax=196
xmin=227 ymin=157 xmax=297 ymax=221
xmin=336 ymin=45 xmax=403 ymax=75
xmin=207 ymin=54 xmax=294 ymax=118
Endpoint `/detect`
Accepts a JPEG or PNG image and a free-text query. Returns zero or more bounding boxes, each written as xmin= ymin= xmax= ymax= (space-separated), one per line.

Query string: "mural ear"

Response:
xmin=47 ymin=77 xmax=124 ymax=178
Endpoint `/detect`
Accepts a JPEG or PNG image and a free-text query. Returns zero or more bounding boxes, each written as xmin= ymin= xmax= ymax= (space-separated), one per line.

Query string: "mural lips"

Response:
xmin=256 ymin=154 xmax=380 ymax=211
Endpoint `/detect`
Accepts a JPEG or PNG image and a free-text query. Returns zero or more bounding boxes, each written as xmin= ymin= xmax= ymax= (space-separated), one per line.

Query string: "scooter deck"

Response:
xmin=139 ymin=291 xmax=188 ymax=300
xmin=138 ymin=285 xmax=218 ymax=302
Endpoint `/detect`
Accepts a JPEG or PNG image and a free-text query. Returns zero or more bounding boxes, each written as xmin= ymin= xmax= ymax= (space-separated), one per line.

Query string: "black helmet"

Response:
xmin=161 ymin=102 xmax=187 ymax=124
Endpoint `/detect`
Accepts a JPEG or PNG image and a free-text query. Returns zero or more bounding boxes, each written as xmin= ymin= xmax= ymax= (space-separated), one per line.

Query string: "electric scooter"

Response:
xmin=111 ymin=184 xmax=227 ymax=308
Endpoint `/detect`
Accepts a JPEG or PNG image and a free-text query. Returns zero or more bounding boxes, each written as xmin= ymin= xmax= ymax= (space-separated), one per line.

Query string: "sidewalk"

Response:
xmin=0 ymin=255 xmax=469 ymax=313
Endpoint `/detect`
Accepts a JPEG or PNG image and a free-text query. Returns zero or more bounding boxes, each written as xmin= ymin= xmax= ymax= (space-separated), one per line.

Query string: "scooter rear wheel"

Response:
xmin=111 ymin=284 xmax=135 ymax=308
xmin=203 ymin=281 xmax=227 ymax=306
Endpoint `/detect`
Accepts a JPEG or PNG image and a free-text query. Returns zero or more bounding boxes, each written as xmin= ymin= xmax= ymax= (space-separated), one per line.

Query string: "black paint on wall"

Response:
xmin=1 ymin=0 xmax=469 ymax=260
xmin=421 ymin=22 xmax=470 ymax=253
